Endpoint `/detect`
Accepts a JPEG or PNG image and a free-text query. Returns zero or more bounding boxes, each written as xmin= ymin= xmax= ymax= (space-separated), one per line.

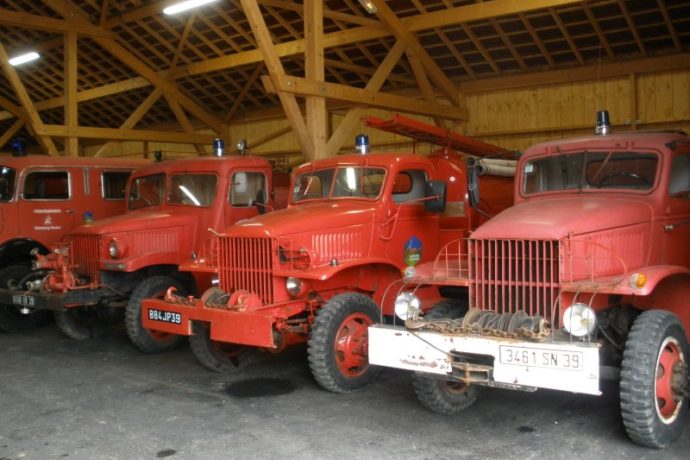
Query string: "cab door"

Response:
xmin=223 ymin=169 xmax=267 ymax=228
xmin=18 ymin=167 xmax=77 ymax=241
xmin=381 ymin=168 xmax=441 ymax=271
xmin=663 ymin=149 xmax=690 ymax=267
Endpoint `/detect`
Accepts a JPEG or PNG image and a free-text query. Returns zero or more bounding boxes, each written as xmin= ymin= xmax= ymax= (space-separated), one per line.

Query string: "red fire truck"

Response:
xmin=141 ymin=115 xmax=516 ymax=393
xmin=0 ymin=153 xmax=288 ymax=353
xmin=369 ymin=112 xmax=690 ymax=448
xmin=0 ymin=154 xmax=147 ymax=331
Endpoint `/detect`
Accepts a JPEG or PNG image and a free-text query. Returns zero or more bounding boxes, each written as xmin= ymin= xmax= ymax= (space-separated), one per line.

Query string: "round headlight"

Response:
xmin=285 ymin=277 xmax=302 ymax=296
xmin=562 ymin=303 xmax=597 ymax=337
xmin=108 ymin=239 xmax=120 ymax=258
xmin=394 ymin=292 xmax=421 ymax=321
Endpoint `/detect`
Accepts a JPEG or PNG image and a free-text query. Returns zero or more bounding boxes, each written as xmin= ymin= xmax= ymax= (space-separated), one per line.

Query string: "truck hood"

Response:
xmin=472 ymin=196 xmax=654 ymax=240
xmin=230 ymin=201 xmax=375 ymax=238
xmin=70 ymin=209 xmax=196 ymax=235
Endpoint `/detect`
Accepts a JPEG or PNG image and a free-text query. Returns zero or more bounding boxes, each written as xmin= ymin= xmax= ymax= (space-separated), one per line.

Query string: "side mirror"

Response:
xmin=424 ymin=180 xmax=446 ymax=213
xmin=467 ymin=158 xmax=480 ymax=208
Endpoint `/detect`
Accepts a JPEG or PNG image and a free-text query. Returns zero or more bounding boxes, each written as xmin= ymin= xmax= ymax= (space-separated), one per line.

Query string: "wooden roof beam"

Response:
xmin=618 ymin=0 xmax=647 ymax=56
xmin=325 ymin=39 xmax=406 ymax=156
xmin=368 ymin=0 xmax=460 ymax=106
xmin=241 ymin=0 xmax=315 ymax=160
xmin=37 ymin=124 xmax=216 ymax=144
xmin=550 ymin=7 xmax=584 ymax=65
xmin=0 ymin=8 xmax=115 ymax=39
xmin=262 ymin=75 xmax=466 ymax=120
xmin=657 ymin=0 xmax=682 ymax=51
xmin=94 ymin=88 xmax=163 ymax=156
xmin=0 ymin=42 xmax=59 ymax=155
xmin=0 ymin=119 xmax=25 ymax=149
xmin=44 ymin=0 xmax=226 ymax=135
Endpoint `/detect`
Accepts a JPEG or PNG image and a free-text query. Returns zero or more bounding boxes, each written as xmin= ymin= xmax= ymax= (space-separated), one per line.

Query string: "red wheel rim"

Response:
xmin=444 ymin=380 xmax=470 ymax=395
xmin=655 ymin=337 xmax=684 ymax=423
xmin=334 ymin=312 xmax=373 ymax=378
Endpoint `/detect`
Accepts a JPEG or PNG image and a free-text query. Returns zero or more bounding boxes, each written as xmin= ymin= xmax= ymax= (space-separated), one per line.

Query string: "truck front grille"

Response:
xmin=69 ymin=234 xmax=101 ymax=283
xmin=468 ymin=239 xmax=560 ymax=324
xmin=218 ymin=236 xmax=274 ymax=304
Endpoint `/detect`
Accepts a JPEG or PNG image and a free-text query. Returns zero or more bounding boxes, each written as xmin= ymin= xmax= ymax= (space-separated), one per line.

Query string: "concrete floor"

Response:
xmin=1 ymin=324 xmax=689 ymax=460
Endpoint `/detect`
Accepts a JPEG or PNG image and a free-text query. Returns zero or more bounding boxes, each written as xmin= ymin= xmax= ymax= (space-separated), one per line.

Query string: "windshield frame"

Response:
xmin=520 ymin=149 xmax=661 ymax=198
xmin=128 ymin=173 xmax=165 ymax=210
xmin=291 ymin=165 xmax=387 ymax=204
xmin=0 ymin=166 xmax=16 ymax=202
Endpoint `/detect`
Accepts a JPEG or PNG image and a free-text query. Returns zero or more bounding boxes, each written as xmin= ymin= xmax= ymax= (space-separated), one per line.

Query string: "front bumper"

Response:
xmin=368 ymin=324 xmax=601 ymax=395
xmin=0 ymin=287 xmax=115 ymax=311
xmin=142 ymin=297 xmax=306 ymax=348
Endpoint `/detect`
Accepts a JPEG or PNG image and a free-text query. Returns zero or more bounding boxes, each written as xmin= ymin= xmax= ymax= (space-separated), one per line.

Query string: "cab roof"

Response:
xmin=0 ymin=154 xmax=149 ymax=169
xmin=523 ymin=131 xmax=688 ymax=159
xmin=131 ymin=155 xmax=272 ymax=177
xmin=294 ymin=152 xmax=433 ymax=173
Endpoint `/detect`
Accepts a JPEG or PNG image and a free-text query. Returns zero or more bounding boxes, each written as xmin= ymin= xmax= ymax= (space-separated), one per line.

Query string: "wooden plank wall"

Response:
xmin=86 ymin=68 xmax=690 ymax=161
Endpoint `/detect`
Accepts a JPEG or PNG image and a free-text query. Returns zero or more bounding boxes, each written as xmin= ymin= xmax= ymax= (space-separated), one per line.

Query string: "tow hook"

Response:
xmin=672 ymin=361 xmax=689 ymax=398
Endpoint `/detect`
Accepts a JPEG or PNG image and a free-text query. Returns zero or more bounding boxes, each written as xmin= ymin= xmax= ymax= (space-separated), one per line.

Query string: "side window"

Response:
xmin=230 ymin=172 xmax=267 ymax=206
xmin=102 ymin=171 xmax=132 ymax=200
xmin=23 ymin=171 xmax=69 ymax=200
xmin=669 ymin=153 xmax=690 ymax=197
xmin=392 ymin=169 xmax=427 ymax=203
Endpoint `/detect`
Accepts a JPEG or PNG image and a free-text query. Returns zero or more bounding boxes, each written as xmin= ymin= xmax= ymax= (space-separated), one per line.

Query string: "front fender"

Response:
xmin=275 ymin=257 xmax=401 ymax=282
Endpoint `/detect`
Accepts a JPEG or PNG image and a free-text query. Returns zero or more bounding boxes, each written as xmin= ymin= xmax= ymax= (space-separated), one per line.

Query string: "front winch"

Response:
xmin=406 ymin=308 xmax=551 ymax=342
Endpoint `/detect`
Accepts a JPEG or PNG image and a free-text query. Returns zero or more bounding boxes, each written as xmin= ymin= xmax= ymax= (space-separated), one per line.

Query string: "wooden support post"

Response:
xmin=65 ymin=31 xmax=78 ymax=156
xmin=304 ymin=0 xmax=326 ymax=158
xmin=240 ymin=0 xmax=315 ymax=160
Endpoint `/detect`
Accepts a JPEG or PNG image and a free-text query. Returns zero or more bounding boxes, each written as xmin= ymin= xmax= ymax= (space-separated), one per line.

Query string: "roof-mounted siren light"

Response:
xmin=595 ymin=110 xmax=611 ymax=136
xmin=355 ymin=134 xmax=370 ymax=154
xmin=237 ymin=139 xmax=248 ymax=155
xmin=213 ymin=138 xmax=224 ymax=157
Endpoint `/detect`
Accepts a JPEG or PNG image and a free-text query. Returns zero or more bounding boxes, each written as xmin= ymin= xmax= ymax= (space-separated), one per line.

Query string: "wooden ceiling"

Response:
xmin=0 ymin=0 xmax=689 ymax=155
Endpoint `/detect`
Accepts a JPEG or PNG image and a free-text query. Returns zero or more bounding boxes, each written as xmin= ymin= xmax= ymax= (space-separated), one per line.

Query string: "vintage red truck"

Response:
xmin=368 ymin=112 xmax=690 ymax=448
xmin=0 ymin=154 xmax=147 ymax=331
xmin=140 ymin=115 xmax=516 ymax=393
xmin=0 ymin=152 xmax=287 ymax=353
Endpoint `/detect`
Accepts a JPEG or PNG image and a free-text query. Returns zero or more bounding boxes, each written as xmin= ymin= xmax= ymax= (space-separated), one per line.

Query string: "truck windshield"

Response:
xmin=522 ymin=151 xmax=658 ymax=195
xmin=129 ymin=174 xmax=164 ymax=210
xmin=292 ymin=167 xmax=385 ymax=202
xmin=0 ymin=166 xmax=16 ymax=202
xmin=169 ymin=173 xmax=217 ymax=207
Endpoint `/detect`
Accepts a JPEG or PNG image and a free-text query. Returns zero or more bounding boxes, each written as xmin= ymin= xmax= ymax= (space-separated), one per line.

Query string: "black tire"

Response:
xmin=414 ymin=298 xmax=477 ymax=414
xmin=412 ymin=374 xmax=479 ymax=414
xmin=620 ymin=310 xmax=689 ymax=448
xmin=308 ymin=292 xmax=381 ymax=393
xmin=424 ymin=298 xmax=468 ymax=320
xmin=125 ymin=276 xmax=187 ymax=354
xmin=0 ymin=265 xmax=52 ymax=332
xmin=54 ymin=307 xmax=99 ymax=340
xmin=189 ymin=321 xmax=256 ymax=372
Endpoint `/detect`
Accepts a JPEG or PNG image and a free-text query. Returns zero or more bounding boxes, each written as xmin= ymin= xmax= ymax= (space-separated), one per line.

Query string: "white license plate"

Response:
xmin=147 ymin=308 xmax=182 ymax=325
xmin=12 ymin=295 xmax=35 ymax=307
xmin=499 ymin=345 xmax=584 ymax=371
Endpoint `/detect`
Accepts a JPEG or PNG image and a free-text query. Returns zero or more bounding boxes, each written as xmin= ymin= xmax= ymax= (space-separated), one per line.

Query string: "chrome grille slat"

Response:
xmin=469 ymin=239 xmax=560 ymax=325
xmin=218 ymin=236 xmax=274 ymax=304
